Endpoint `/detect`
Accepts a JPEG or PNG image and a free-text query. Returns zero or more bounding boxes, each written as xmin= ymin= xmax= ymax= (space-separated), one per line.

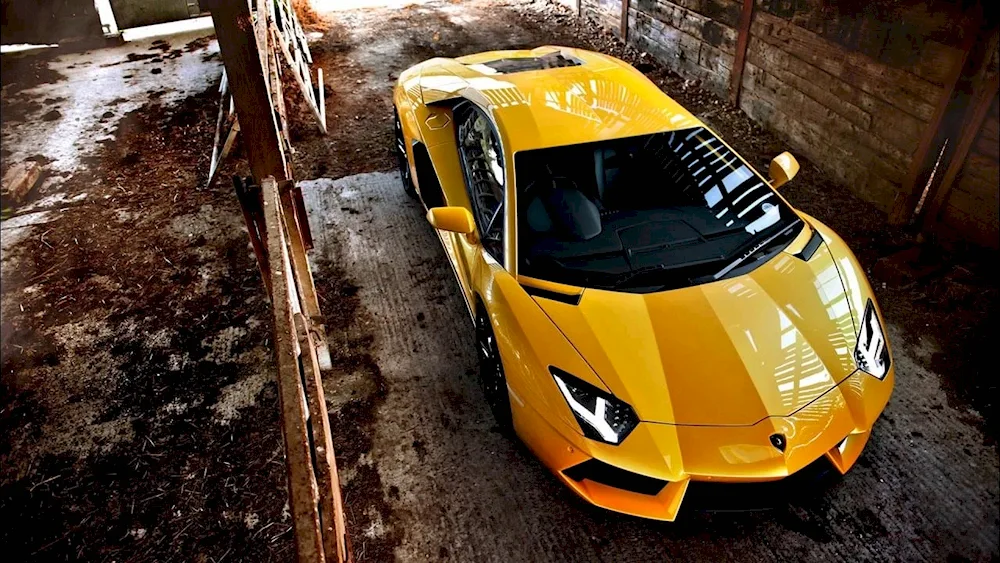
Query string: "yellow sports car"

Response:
xmin=392 ymin=46 xmax=894 ymax=521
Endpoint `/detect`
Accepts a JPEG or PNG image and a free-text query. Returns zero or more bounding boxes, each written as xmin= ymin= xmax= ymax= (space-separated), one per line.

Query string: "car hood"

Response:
xmin=534 ymin=242 xmax=860 ymax=426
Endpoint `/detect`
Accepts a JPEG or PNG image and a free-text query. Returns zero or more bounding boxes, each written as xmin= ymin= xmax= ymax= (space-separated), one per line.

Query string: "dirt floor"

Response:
xmin=1 ymin=0 xmax=998 ymax=561
xmin=1 ymin=32 xmax=294 ymax=562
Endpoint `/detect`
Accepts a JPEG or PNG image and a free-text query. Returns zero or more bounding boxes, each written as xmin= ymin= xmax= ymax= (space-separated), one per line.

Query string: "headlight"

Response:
xmin=551 ymin=367 xmax=638 ymax=445
xmin=855 ymin=298 xmax=890 ymax=379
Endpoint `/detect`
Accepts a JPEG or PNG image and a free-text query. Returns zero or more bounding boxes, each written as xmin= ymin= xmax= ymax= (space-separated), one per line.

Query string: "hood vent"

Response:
xmin=473 ymin=51 xmax=582 ymax=74
xmin=794 ymin=228 xmax=824 ymax=262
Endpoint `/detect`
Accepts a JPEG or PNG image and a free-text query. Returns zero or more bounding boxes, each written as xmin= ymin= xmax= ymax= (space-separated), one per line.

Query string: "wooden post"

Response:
xmin=262 ymin=177 xmax=326 ymax=563
xmin=729 ymin=0 xmax=755 ymax=106
xmin=204 ymin=0 xmax=288 ymax=183
xmin=620 ymin=0 xmax=630 ymax=42
xmin=920 ymin=72 xmax=999 ymax=232
xmin=888 ymin=14 xmax=981 ymax=225
xmin=234 ymin=176 xmax=272 ymax=294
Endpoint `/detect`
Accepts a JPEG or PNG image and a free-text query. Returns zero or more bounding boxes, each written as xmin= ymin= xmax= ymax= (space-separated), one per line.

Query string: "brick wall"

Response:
xmin=579 ymin=0 xmax=999 ymax=246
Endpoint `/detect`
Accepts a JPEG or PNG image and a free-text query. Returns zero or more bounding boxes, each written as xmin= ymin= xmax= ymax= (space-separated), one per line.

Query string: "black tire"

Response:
xmin=394 ymin=108 xmax=417 ymax=198
xmin=476 ymin=308 xmax=514 ymax=433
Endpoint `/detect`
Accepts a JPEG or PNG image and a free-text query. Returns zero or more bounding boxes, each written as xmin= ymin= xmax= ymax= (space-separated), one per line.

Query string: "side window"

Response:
xmin=456 ymin=103 xmax=505 ymax=264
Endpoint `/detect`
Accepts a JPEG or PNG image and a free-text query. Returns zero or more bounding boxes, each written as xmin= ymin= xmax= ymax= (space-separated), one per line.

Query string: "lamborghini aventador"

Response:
xmin=392 ymin=46 xmax=894 ymax=521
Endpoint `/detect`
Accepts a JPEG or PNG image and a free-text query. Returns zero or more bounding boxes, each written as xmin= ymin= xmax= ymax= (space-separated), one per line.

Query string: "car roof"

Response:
xmin=415 ymin=46 xmax=703 ymax=153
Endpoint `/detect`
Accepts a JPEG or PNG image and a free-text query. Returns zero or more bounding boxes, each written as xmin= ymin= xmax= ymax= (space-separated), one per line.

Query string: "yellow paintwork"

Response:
xmin=770 ymin=151 xmax=800 ymax=189
xmin=393 ymin=47 xmax=894 ymax=521
xmin=427 ymin=206 xmax=475 ymax=234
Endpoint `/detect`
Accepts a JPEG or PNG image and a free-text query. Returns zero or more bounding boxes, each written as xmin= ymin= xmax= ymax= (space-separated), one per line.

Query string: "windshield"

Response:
xmin=515 ymin=127 xmax=802 ymax=293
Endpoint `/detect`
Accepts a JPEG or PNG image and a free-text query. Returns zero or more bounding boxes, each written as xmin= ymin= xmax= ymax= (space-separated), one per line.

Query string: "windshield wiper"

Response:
xmin=710 ymin=221 xmax=799 ymax=280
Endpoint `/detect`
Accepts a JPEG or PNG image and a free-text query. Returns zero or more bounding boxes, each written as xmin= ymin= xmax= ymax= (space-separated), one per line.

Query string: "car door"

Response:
xmin=453 ymin=103 xmax=507 ymax=307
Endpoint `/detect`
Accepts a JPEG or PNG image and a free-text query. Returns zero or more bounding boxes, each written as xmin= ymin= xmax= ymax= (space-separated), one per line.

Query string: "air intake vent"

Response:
xmin=474 ymin=51 xmax=582 ymax=74
xmin=563 ymin=459 xmax=667 ymax=496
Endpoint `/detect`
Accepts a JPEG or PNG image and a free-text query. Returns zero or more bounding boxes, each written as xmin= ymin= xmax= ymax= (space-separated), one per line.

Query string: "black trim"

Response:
xmin=794 ymin=228 xmax=824 ymax=261
xmin=412 ymin=141 xmax=445 ymax=209
xmin=522 ymin=285 xmax=582 ymax=305
xmin=683 ymin=456 xmax=839 ymax=512
xmin=474 ymin=52 xmax=583 ymax=74
xmin=563 ymin=459 xmax=667 ymax=496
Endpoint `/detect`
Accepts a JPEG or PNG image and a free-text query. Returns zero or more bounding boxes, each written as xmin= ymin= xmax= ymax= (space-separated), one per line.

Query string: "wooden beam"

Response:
xmin=279 ymin=180 xmax=329 ymax=369
xmin=888 ymin=14 xmax=981 ymax=225
xmin=729 ymin=0 xmax=754 ymax=106
xmin=317 ymin=67 xmax=326 ymax=126
xmin=921 ymin=71 xmax=1000 ymax=232
xmin=234 ymin=175 xmax=272 ymax=296
xmin=261 ymin=177 xmax=326 ymax=563
xmin=294 ymin=313 xmax=348 ymax=562
xmin=620 ymin=0 xmax=630 ymax=42
xmin=205 ymin=0 xmax=288 ymax=183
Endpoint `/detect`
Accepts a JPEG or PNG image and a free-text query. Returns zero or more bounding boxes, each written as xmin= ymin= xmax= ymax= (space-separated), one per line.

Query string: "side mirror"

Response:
xmin=427 ymin=206 xmax=476 ymax=234
xmin=769 ymin=152 xmax=799 ymax=190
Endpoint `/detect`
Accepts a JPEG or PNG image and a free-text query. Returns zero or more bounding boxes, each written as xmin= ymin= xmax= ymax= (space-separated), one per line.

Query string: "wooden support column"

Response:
xmin=620 ymin=0 xmax=630 ymax=42
xmin=921 ymin=72 xmax=1000 ymax=232
xmin=729 ymin=0 xmax=754 ymax=106
xmin=204 ymin=0 xmax=288 ymax=183
xmin=888 ymin=13 xmax=982 ymax=225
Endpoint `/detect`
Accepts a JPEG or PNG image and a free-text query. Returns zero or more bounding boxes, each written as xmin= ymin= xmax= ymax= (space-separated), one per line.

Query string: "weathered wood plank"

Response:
xmin=670 ymin=0 xmax=741 ymax=27
xmin=751 ymin=9 xmax=942 ymax=122
xmin=957 ymin=154 xmax=999 ymax=190
xmin=910 ymin=40 xmax=965 ymax=87
xmin=621 ymin=0 xmax=630 ymax=40
xmin=278 ymin=180 xmax=328 ymax=369
xmin=746 ymin=37 xmax=871 ymax=129
xmin=636 ymin=0 xmax=736 ymax=54
xmin=943 ymin=188 xmax=998 ymax=234
xmin=260 ymin=176 xmax=326 ymax=563
xmin=1 ymin=161 xmax=42 ymax=203
xmin=741 ymin=62 xmax=910 ymax=169
xmin=270 ymin=20 xmax=327 ymax=134
xmin=294 ymin=313 xmax=347 ymax=562
xmin=746 ymin=34 xmax=934 ymax=142
xmin=727 ymin=0 xmax=752 ymax=105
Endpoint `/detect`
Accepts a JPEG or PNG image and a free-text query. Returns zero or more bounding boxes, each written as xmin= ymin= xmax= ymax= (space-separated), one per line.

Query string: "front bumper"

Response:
xmin=512 ymin=367 xmax=894 ymax=521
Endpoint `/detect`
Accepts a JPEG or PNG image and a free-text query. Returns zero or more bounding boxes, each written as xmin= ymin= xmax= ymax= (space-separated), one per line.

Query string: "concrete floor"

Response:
xmin=298 ymin=1 xmax=999 ymax=561
xmin=303 ymin=170 xmax=998 ymax=562
xmin=1 ymin=0 xmax=997 ymax=561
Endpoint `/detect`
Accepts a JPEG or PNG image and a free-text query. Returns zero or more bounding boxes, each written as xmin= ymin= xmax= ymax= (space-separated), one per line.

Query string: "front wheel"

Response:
xmin=476 ymin=308 xmax=513 ymax=433
xmin=393 ymin=108 xmax=417 ymax=198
